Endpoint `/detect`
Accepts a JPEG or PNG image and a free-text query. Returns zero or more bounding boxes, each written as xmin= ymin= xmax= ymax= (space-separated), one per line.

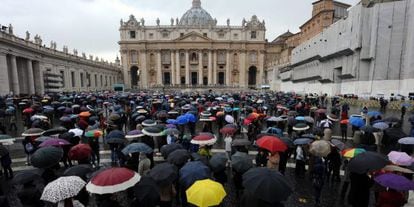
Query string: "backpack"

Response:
xmin=25 ymin=142 xmax=34 ymax=153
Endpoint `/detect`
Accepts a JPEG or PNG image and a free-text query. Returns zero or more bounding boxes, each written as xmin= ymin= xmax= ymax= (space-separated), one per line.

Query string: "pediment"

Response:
xmin=174 ymin=32 xmax=212 ymax=42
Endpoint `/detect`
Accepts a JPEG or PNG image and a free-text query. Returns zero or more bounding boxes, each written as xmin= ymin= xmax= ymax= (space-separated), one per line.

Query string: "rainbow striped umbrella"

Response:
xmin=342 ymin=148 xmax=366 ymax=158
xmin=85 ymin=130 xmax=103 ymax=138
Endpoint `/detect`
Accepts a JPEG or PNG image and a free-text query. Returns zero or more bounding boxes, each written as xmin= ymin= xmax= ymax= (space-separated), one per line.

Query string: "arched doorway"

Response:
xmin=130 ymin=66 xmax=139 ymax=87
xmin=248 ymin=66 xmax=257 ymax=86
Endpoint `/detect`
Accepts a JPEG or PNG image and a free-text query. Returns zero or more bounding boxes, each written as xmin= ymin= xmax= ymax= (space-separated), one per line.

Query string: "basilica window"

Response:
xmin=162 ymin=32 xmax=169 ymax=38
xmin=180 ymin=33 xmax=184 ymax=37
xmin=71 ymin=72 xmax=75 ymax=87
xmin=217 ymin=51 xmax=226 ymax=64
xmin=249 ymin=52 xmax=257 ymax=64
xmin=60 ymin=71 xmax=65 ymax=87
xmin=203 ymin=33 xmax=207 ymax=37
xmin=251 ymin=31 xmax=257 ymax=39
xmin=149 ymin=33 xmax=154 ymax=39
xmin=233 ymin=34 xmax=239 ymax=40
xmin=130 ymin=50 xmax=138 ymax=64
xmin=129 ymin=31 xmax=136 ymax=39
xmin=80 ymin=73 xmax=84 ymax=87
xmin=218 ymin=33 xmax=225 ymax=39
xmin=95 ymin=74 xmax=98 ymax=87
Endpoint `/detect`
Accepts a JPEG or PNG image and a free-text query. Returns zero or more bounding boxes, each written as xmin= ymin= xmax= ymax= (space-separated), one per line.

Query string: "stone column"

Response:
xmin=157 ymin=51 xmax=162 ymax=85
xmin=208 ymin=50 xmax=212 ymax=85
xmin=258 ymin=51 xmax=265 ymax=86
xmin=213 ymin=51 xmax=217 ymax=85
xmin=185 ymin=51 xmax=190 ymax=85
xmin=226 ymin=51 xmax=231 ymax=86
xmin=10 ymin=55 xmax=20 ymax=95
xmin=170 ymin=51 xmax=175 ymax=85
xmin=0 ymin=53 xmax=10 ymax=95
xmin=27 ymin=59 xmax=35 ymax=95
xmin=198 ymin=51 xmax=203 ymax=85
xmin=140 ymin=51 xmax=148 ymax=88
xmin=33 ymin=61 xmax=43 ymax=95
xmin=175 ymin=51 xmax=180 ymax=85
xmin=121 ymin=52 xmax=130 ymax=89
xmin=239 ymin=51 xmax=246 ymax=87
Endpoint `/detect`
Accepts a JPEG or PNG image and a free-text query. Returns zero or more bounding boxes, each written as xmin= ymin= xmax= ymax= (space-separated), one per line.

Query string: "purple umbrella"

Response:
xmin=39 ymin=138 xmax=71 ymax=147
xmin=374 ymin=173 xmax=414 ymax=191
xmin=166 ymin=124 xmax=177 ymax=129
xmin=387 ymin=151 xmax=414 ymax=166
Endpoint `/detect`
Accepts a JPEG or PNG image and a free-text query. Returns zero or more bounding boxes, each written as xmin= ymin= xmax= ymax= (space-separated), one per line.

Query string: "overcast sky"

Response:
xmin=0 ymin=0 xmax=359 ymax=62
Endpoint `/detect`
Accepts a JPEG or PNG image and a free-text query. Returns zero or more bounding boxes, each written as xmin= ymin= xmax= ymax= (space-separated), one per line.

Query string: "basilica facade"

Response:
xmin=119 ymin=0 xmax=266 ymax=89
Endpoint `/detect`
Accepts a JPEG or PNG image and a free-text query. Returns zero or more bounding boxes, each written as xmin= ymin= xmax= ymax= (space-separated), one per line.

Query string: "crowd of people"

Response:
xmin=0 ymin=90 xmax=413 ymax=207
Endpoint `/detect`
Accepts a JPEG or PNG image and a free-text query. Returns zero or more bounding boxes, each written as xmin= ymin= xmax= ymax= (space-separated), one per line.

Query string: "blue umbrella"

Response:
xmin=106 ymin=130 xmax=125 ymax=140
xmin=266 ymin=127 xmax=283 ymax=137
xmin=166 ymin=119 xmax=178 ymax=125
xmin=122 ymin=143 xmax=153 ymax=155
xmin=401 ymin=103 xmax=412 ymax=107
xmin=295 ymin=116 xmax=305 ymax=121
xmin=176 ymin=115 xmax=189 ymax=125
xmin=185 ymin=113 xmax=197 ymax=123
xmin=233 ymin=107 xmax=240 ymax=111
xmin=373 ymin=122 xmax=389 ymax=130
xmin=59 ymin=116 xmax=71 ymax=123
xmin=398 ymin=137 xmax=414 ymax=145
xmin=179 ymin=161 xmax=210 ymax=188
xmin=367 ymin=111 xmax=382 ymax=117
xmin=349 ymin=116 xmax=365 ymax=128
xmin=57 ymin=106 xmax=66 ymax=111
xmin=293 ymin=138 xmax=313 ymax=145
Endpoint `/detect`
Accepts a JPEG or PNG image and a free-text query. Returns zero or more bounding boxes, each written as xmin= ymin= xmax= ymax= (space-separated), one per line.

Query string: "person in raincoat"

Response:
xmin=348 ymin=172 xmax=374 ymax=207
xmin=311 ymin=157 xmax=325 ymax=206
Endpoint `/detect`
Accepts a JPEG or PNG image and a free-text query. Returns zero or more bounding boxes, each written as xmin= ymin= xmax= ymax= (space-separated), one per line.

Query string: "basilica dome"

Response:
xmin=179 ymin=0 xmax=214 ymax=26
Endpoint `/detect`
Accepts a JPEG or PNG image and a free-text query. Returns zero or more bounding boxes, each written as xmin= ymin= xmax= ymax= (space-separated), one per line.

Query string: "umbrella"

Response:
xmin=340 ymin=119 xmax=349 ymax=124
xmin=34 ymin=136 xmax=52 ymax=142
xmin=86 ymin=167 xmax=141 ymax=194
xmin=348 ymin=151 xmax=389 ymax=174
xmin=373 ymin=122 xmax=389 ymax=130
xmin=31 ymin=115 xmax=48 ymax=121
xmin=160 ymin=143 xmax=184 ymax=158
xmin=330 ymin=139 xmax=346 ymax=150
xmin=22 ymin=128 xmax=44 ymax=137
xmin=266 ymin=116 xmax=286 ymax=122
xmin=125 ymin=130 xmax=144 ymax=139
xmin=42 ymin=127 xmax=68 ymax=136
xmin=176 ymin=115 xmax=190 ymax=125
xmin=231 ymin=152 xmax=253 ymax=174
xmin=225 ymin=115 xmax=235 ymax=124
xmin=41 ymin=176 xmax=86 ymax=203
xmin=383 ymin=116 xmax=401 ymax=123
xmin=39 ymin=138 xmax=71 ymax=147
xmin=122 ymin=143 xmax=153 ymax=155
xmin=295 ymin=116 xmax=305 ymax=121
xmin=315 ymin=108 xmax=327 ymax=114
xmin=374 ymin=173 xmax=414 ymax=191
xmin=231 ymin=139 xmax=251 ymax=147
xmin=293 ymin=138 xmax=313 ymax=145
xmin=166 ymin=119 xmax=178 ymax=125
xmin=292 ymin=123 xmax=309 ymax=131
xmin=133 ymin=176 xmax=160 ymax=206
xmin=304 ymin=116 xmax=314 ymax=123
xmin=167 ymin=149 xmax=191 ymax=166
xmin=69 ymin=144 xmax=92 ymax=161
xmin=164 ymin=128 xmax=180 ymax=136
xmin=349 ymin=116 xmax=365 ymax=127
xmin=106 ymin=129 xmax=125 ymax=140
xmin=243 ymin=168 xmax=293 ymax=203
xmin=185 ymin=113 xmax=197 ymax=123
xmin=79 ymin=111 xmax=91 ymax=118
xmin=60 ymin=116 xmax=72 ymax=123
xmin=367 ymin=111 xmax=381 ymax=117
xmin=186 ymin=179 xmax=226 ymax=207
xmin=256 ymin=136 xmax=288 ymax=153
xmin=63 ymin=164 xmax=94 ymax=178
xmin=142 ymin=119 xmax=157 ymax=127
xmin=383 ymin=165 xmax=414 ymax=174
xmin=398 ymin=137 xmax=414 ymax=145
xmin=85 ymin=130 xmax=103 ymax=138
xmin=341 ymin=148 xmax=366 ymax=158
xmin=360 ymin=125 xmax=380 ymax=133
xmin=219 ymin=127 xmax=237 ymax=135
xmin=31 ymin=147 xmax=63 ymax=168
xmin=179 ymin=161 xmax=211 ymax=188
xmin=23 ymin=107 xmax=34 ymax=114
xmin=387 ymin=151 xmax=414 ymax=166
xmin=148 ymin=163 xmax=178 ymax=186
xmin=209 ymin=153 xmax=228 ymax=173
xmin=191 ymin=134 xmax=217 ymax=145
xmin=309 ymin=140 xmax=331 ymax=157
xmin=12 ymin=169 xmax=44 ymax=185
xmin=287 ymin=111 xmax=297 ymax=116
xmin=142 ymin=126 xmax=164 ymax=137
xmin=68 ymin=128 xmax=83 ymax=137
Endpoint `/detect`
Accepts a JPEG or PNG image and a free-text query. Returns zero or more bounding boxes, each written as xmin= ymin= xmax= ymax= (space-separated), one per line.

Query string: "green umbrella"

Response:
xmin=31 ymin=147 xmax=63 ymax=168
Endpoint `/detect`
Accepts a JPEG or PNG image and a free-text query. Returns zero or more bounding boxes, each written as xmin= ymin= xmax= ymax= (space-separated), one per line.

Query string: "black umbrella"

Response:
xmin=142 ymin=126 xmax=164 ymax=137
xmin=13 ymin=169 xmax=44 ymax=185
xmin=209 ymin=153 xmax=228 ymax=173
xmin=42 ymin=127 xmax=68 ymax=136
xmin=106 ymin=138 xmax=126 ymax=144
xmin=383 ymin=128 xmax=407 ymax=146
xmin=231 ymin=151 xmax=253 ymax=174
xmin=148 ymin=163 xmax=178 ymax=187
xmin=63 ymin=164 xmax=94 ymax=178
xmin=31 ymin=147 xmax=63 ymax=168
xmin=231 ymin=139 xmax=251 ymax=147
xmin=243 ymin=168 xmax=293 ymax=203
xmin=167 ymin=149 xmax=191 ymax=167
xmin=133 ymin=176 xmax=160 ymax=207
xmin=348 ymin=151 xmax=389 ymax=174
xmin=160 ymin=143 xmax=183 ymax=158
xmin=360 ymin=125 xmax=380 ymax=134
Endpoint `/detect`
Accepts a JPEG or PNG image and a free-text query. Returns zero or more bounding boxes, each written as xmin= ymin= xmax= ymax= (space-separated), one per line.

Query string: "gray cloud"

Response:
xmin=0 ymin=0 xmax=359 ymax=62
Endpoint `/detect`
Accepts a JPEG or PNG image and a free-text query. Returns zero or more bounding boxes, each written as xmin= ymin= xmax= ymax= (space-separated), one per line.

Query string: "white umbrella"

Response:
xmin=69 ymin=128 xmax=83 ymax=137
xmin=40 ymin=176 xmax=86 ymax=203
xmin=225 ymin=115 xmax=235 ymax=124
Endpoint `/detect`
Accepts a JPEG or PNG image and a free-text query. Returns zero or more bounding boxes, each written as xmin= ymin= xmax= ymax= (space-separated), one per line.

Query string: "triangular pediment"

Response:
xmin=174 ymin=31 xmax=212 ymax=42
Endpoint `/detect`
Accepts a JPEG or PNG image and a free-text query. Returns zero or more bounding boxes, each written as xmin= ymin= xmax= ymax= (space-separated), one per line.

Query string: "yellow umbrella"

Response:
xmin=186 ymin=179 xmax=226 ymax=207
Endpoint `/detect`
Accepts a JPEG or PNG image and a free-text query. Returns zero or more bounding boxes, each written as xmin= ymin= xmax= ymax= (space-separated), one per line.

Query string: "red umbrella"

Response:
xmin=86 ymin=167 xmax=141 ymax=194
xmin=256 ymin=136 xmax=288 ymax=153
xmin=243 ymin=119 xmax=253 ymax=125
xmin=315 ymin=109 xmax=327 ymax=114
xmin=69 ymin=144 xmax=92 ymax=161
xmin=23 ymin=107 xmax=34 ymax=114
xmin=220 ymin=127 xmax=237 ymax=135
xmin=191 ymin=134 xmax=217 ymax=145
